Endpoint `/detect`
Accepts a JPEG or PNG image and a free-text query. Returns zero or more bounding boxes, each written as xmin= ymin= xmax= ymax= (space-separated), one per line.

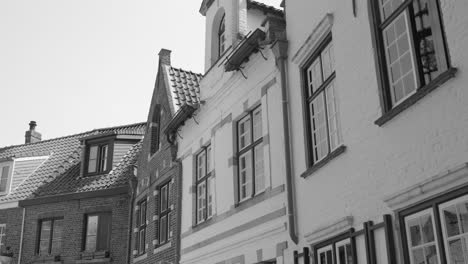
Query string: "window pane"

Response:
xmin=457 ymin=202 xmax=468 ymax=234
xmin=307 ymin=58 xmax=323 ymax=95
xmin=253 ymin=107 xmax=262 ymax=141
xmin=408 ymin=217 xmax=423 ymax=246
xmin=254 ymin=145 xmax=264 ymax=193
xmin=310 ymin=93 xmax=329 ymax=163
xmin=207 ymin=146 xmax=213 ymax=173
xmin=406 ymin=211 xmax=440 ymax=264
xmin=85 ymin=235 xmax=97 ymax=252
xmin=160 ymin=215 xmax=167 ymax=243
xmin=443 ymin=205 xmax=460 ymax=237
xmin=238 ymin=116 xmax=251 ymax=150
xmin=52 ymin=220 xmax=63 ymax=240
xmin=87 ymin=216 xmax=98 ymax=236
xmin=424 ymin=245 xmax=438 ymax=264
xmin=39 ymin=240 xmax=50 ymax=255
xmin=207 ymin=176 xmax=216 ymax=218
xmin=141 ymin=201 xmax=147 ymax=226
xmin=239 ymin=151 xmax=252 ymax=200
xmin=448 ymin=239 xmax=464 ymax=264
xmin=0 ymin=166 xmax=9 ymax=192
xmin=88 ymin=146 xmax=98 ymax=173
xmin=97 ymin=214 xmax=111 ymax=251
xmin=139 ymin=229 xmax=145 ymax=253
xmin=321 ymin=42 xmax=335 ymax=81
xmin=161 ymin=185 xmax=168 ymax=212
xmin=197 ymin=151 xmax=206 ymax=180
xmin=382 ymin=11 xmax=417 ymax=105
xmin=99 ymin=145 xmax=108 ymax=172
xmin=379 ymin=0 xmax=404 ymax=20
xmin=325 ymin=81 xmax=341 ymax=151
xmin=197 ymin=182 xmax=206 ymax=223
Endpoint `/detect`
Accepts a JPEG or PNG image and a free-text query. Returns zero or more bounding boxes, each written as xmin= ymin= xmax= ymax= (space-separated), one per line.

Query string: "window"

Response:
xmin=150 ymin=105 xmax=161 ymax=155
xmin=237 ymin=107 xmax=264 ymax=202
xmin=370 ymin=0 xmax=451 ymax=111
xmin=302 ymin=34 xmax=342 ymax=167
xmin=218 ymin=14 xmax=226 ymax=57
xmin=399 ymin=191 xmax=468 ymax=264
xmin=135 ymin=200 xmax=146 ymax=255
xmin=196 ymin=146 xmax=215 ymax=224
xmin=158 ymin=181 xmax=172 ymax=245
xmin=316 ymin=239 xmax=354 ymax=264
xmin=0 ymin=224 xmax=5 ymax=250
xmin=84 ymin=213 xmax=111 ymax=252
xmin=0 ymin=163 xmax=11 ymax=195
xmin=38 ymin=218 xmax=63 ymax=256
xmin=86 ymin=141 xmax=112 ymax=176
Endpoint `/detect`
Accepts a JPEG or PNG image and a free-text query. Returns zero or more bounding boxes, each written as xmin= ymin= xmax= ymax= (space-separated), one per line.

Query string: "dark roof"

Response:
xmin=247 ymin=0 xmax=284 ymax=17
xmin=0 ymin=122 xmax=145 ymax=202
xmin=165 ymin=65 xmax=203 ymax=112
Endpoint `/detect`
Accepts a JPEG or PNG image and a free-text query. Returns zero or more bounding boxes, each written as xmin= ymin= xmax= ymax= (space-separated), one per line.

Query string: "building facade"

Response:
xmin=283 ymin=0 xmax=468 ymax=263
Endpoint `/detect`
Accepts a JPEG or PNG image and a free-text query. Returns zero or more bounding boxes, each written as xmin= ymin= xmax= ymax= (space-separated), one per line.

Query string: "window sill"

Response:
xmin=75 ymin=259 xmax=110 ymax=264
xmin=153 ymin=241 xmax=172 ymax=254
xmin=301 ymin=145 xmax=347 ymax=178
xmin=132 ymin=253 xmax=147 ymax=263
xmin=375 ymin=68 xmax=457 ymax=126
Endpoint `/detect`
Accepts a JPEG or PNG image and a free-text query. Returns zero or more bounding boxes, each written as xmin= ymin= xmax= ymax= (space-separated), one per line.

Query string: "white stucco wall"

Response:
xmin=284 ymin=0 xmax=468 ymax=262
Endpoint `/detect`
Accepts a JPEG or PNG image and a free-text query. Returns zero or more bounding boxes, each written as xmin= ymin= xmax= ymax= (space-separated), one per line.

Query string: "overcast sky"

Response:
xmin=0 ymin=0 xmax=281 ymax=147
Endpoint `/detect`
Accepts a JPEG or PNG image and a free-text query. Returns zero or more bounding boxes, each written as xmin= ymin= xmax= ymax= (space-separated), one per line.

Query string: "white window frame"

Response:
xmin=335 ymin=239 xmax=353 ymax=264
xmin=195 ymin=145 xmax=215 ymax=224
xmin=317 ymin=244 xmax=334 ymax=264
xmin=0 ymin=161 xmax=13 ymax=196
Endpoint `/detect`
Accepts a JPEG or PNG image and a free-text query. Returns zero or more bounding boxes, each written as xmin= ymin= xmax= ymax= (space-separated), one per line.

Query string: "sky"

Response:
xmin=0 ymin=0 xmax=281 ymax=148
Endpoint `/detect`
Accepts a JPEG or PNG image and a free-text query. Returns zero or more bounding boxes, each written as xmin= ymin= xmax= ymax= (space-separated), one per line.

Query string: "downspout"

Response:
xmin=272 ymin=38 xmax=299 ymax=244
xmin=126 ymin=168 xmax=138 ymax=264
xmin=17 ymin=207 xmax=26 ymax=264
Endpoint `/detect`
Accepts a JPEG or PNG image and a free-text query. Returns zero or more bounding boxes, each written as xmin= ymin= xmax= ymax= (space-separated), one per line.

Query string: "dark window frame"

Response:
xmin=368 ymin=0 xmax=455 ymax=126
xmin=150 ymin=105 xmax=162 ymax=156
xmin=311 ymin=230 xmax=357 ymax=264
xmin=397 ymin=185 xmax=468 ymax=264
xmin=157 ymin=180 xmax=172 ymax=245
xmin=301 ymin=33 xmax=343 ymax=170
xmin=82 ymin=212 xmax=112 ymax=253
xmin=218 ymin=14 xmax=226 ymax=58
xmin=195 ymin=145 xmax=214 ymax=224
xmin=84 ymin=137 xmax=114 ymax=177
xmin=235 ymin=105 xmax=264 ymax=203
xmin=36 ymin=217 xmax=64 ymax=256
xmin=135 ymin=199 xmax=147 ymax=255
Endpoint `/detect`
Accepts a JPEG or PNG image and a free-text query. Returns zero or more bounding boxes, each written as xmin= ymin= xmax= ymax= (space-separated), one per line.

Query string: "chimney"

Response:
xmin=25 ymin=121 xmax=42 ymax=144
xmin=158 ymin=49 xmax=172 ymax=66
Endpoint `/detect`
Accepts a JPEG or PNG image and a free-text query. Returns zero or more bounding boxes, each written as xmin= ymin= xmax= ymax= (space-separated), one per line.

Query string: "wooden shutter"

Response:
xmin=96 ymin=213 xmax=111 ymax=251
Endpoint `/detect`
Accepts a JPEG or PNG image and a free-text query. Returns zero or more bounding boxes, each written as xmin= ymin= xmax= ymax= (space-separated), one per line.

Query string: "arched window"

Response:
xmin=218 ymin=14 xmax=226 ymax=57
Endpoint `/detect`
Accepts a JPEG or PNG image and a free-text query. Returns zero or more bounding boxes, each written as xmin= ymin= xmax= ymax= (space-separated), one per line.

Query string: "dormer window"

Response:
xmin=0 ymin=163 xmax=12 ymax=195
xmin=85 ymin=139 xmax=113 ymax=176
xmin=218 ymin=14 xmax=226 ymax=57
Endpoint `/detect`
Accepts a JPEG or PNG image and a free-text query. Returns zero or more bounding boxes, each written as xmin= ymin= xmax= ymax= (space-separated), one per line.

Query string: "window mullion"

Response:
xmin=379 ymin=0 xmax=414 ymax=29
xmin=323 ymin=90 xmax=332 ymax=155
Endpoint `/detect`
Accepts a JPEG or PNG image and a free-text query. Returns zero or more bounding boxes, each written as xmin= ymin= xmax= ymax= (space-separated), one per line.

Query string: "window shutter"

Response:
xmin=97 ymin=213 xmax=111 ymax=251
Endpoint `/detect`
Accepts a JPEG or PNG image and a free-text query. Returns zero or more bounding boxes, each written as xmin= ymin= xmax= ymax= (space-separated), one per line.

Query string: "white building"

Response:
xmin=165 ymin=1 xmax=297 ymax=263
xmin=283 ymin=0 xmax=468 ymax=263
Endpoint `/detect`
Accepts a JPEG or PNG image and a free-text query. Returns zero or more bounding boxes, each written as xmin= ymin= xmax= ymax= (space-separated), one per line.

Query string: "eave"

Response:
xmin=224 ymin=29 xmax=267 ymax=72
xmin=164 ymin=104 xmax=198 ymax=139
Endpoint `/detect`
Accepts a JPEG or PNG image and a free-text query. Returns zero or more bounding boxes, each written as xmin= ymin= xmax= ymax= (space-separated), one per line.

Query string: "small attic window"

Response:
xmin=0 ymin=162 xmax=12 ymax=195
xmin=218 ymin=14 xmax=226 ymax=57
xmin=150 ymin=105 xmax=162 ymax=156
xmin=85 ymin=138 xmax=114 ymax=176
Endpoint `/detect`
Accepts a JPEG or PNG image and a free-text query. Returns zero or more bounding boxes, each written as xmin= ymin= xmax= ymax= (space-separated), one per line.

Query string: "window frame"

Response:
xmin=135 ymin=199 xmax=147 ymax=255
xmin=218 ymin=14 xmax=226 ymax=58
xmin=82 ymin=212 xmax=112 ymax=253
xmin=0 ymin=224 xmax=5 ymax=251
xmin=84 ymin=138 xmax=114 ymax=177
xmin=398 ymin=186 xmax=468 ymax=264
xmin=195 ymin=145 xmax=215 ymax=225
xmin=36 ymin=217 xmax=64 ymax=256
xmin=236 ymin=106 xmax=265 ymax=203
xmin=157 ymin=181 xmax=172 ymax=245
xmin=0 ymin=162 xmax=13 ymax=196
xmin=150 ymin=105 xmax=162 ymax=156
xmin=312 ymin=232 xmax=357 ymax=264
xmin=368 ymin=0 xmax=455 ymax=125
xmin=301 ymin=33 xmax=343 ymax=169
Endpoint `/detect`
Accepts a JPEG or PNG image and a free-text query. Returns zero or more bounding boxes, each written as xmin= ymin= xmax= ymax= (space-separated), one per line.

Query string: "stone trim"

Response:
xmin=211 ymin=114 xmax=233 ymax=137
xmin=384 ymin=162 xmax=468 ymax=210
xmin=36 ymin=211 xmax=65 ymax=219
xmin=261 ymin=78 xmax=277 ymax=96
xmin=304 ymin=216 xmax=353 ymax=244
xmin=132 ymin=253 xmax=147 ymax=263
xmin=292 ymin=13 xmax=334 ymax=66
xmin=276 ymin=241 xmax=288 ymax=257
xmin=153 ymin=241 xmax=172 ymax=254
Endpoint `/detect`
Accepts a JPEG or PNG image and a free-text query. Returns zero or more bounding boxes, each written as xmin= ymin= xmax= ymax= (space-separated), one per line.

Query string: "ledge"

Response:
xmin=224 ymin=29 xmax=266 ymax=72
xmin=132 ymin=253 xmax=147 ymax=263
xmin=304 ymin=216 xmax=353 ymax=244
xmin=153 ymin=241 xmax=172 ymax=254
xmin=301 ymin=145 xmax=346 ymax=178
xmin=375 ymin=67 xmax=458 ymax=126
xmin=75 ymin=258 xmax=110 ymax=264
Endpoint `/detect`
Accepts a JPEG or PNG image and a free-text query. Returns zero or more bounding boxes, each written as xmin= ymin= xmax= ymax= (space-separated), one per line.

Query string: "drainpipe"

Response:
xmin=272 ymin=38 xmax=299 ymax=244
xmin=17 ymin=207 xmax=26 ymax=264
xmin=126 ymin=167 xmax=138 ymax=264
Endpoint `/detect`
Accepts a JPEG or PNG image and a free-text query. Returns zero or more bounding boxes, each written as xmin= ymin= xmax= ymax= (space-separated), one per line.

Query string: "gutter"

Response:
xmin=271 ymin=38 xmax=299 ymax=244
xmin=17 ymin=207 xmax=25 ymax=264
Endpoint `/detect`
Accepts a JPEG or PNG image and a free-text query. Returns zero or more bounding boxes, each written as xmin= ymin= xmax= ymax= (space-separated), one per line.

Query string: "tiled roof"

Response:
xmin=165 ymin=65 xmax=203 ymax=113
xmin=247 ymin=0 xmax=284 ymax=16
xmin=0 ymin=122 xmax=145 ymax=202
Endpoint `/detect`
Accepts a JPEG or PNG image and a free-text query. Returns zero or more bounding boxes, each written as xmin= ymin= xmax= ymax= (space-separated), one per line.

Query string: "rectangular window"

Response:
xmin=86 ymin=141 xmax=112 ymax=176
xmin=38 ymin=218 xmax=63 ymax=256
xmin=158 ymin=181 xmax=171 ymax=245
xmin=135 ymin=200 xmax=146 ymax=254
xmin=400 ymin=191 xmax=468 ymax=264
xmin=370 ymin=0 xmax=451 ymax=111
xmin=0 ymin=164 xmax=11 ymax=195
xmin=237 ymin=106 xmax=264 ymax=202
xmin=195 ymin=146 xmax=215 ymax=224
xmin=303 ymin=36 xmax=343 ymax=166
xmin=0 ymin=224 xmax=5 ymax=251
xmin=84 ymin=213 xmax=111 ymax=252
xmin=317 ymin=239 xmax=354 ymax=264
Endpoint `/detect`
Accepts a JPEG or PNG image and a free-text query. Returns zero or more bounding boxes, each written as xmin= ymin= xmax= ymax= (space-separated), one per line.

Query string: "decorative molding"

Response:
xmin=153 ymin=241 xmax=172 ymax=254
xmin=292 ymin=13 xmax=334 ymax=66
xmin=304 ymin=216 xmax=353 ymax=244
xmin=384 ymin=162 xmax=468 ymax=210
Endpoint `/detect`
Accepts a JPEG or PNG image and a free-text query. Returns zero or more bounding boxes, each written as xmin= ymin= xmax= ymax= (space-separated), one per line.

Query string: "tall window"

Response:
xmin=158 ymin=181 xmax=171 ymax=245
xmin=218 ymin=14 xmax=226 ymax=57
xmin=38 ymin=218 xmax=63 ymax=256
xmin=316 ymin=239 xmax=354 ymax=264
xmin=0 ymin=224 xmax=5 ymax=251
xmin=237 ymin=107 xmax=264 ymax=202
xmin=84 ymin=213 xmax=111 ymax=252
xmin=135 ymin=200 xmax=146 ymax=255
xmin=400 ymin=191 xmax=468 ymax=264
xmin=86 ymin=142 xmax=111 ymax=176
xmin=196 ymin=146 xmax=215 ymax=224
xmin=0 ymin=164 xmax=11 ymax=195
xmin=370 ymin=0 xmax=450 ymax=109
xmin=150 ymin=105 xmax=161 ymax=155
xmin=303 ymin=35 xmax=342 ymax=165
